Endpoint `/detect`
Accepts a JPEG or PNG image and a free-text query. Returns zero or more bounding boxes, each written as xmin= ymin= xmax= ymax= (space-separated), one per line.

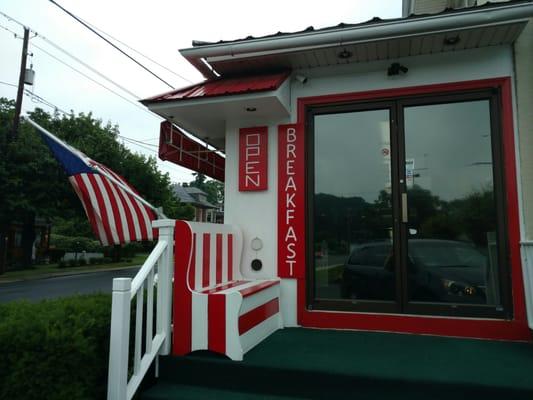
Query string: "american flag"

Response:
xmin=27 ymin=118 xmax=160 ymax=246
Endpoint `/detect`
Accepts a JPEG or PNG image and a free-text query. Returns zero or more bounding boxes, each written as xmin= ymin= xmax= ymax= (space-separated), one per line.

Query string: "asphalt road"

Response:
xmin=0 ymin=266 xmax=140 ymax=303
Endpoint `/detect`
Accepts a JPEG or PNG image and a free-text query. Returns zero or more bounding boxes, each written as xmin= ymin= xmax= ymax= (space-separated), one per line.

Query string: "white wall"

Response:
xmin=223 ymin=45 xmax=515 ymax=326
xmin=289 ymin=45 xmax=513 ymax=118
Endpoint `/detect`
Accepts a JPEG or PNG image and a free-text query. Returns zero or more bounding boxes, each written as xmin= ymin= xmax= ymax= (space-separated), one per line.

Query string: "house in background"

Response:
xmin=3 ymin=217 xmax=51 ymax=270
xmin=171 ymin=183 xmax=221 ymax=222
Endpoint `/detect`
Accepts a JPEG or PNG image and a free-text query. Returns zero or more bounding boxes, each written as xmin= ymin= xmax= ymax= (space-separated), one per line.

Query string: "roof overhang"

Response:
xmin=180 ymin=1 xmax=533 ymax=78
xmin=143 ymin=74 xmax=291 ymax=151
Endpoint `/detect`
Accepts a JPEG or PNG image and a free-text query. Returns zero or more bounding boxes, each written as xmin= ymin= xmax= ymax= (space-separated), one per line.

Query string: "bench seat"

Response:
xmin=173 ymin=221 xmax=283 ymax=360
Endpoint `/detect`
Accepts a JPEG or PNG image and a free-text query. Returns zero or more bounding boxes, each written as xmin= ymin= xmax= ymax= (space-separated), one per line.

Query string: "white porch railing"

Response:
xmin=107 ymin=220 xmax=175 ymax=400
xmin=521 ymin=240 xmax=533 ymax=330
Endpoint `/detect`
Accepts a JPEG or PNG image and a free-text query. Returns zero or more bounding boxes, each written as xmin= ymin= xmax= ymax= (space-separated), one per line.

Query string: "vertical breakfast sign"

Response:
xmin=239 ymin=127 xmax=268 ymax=191
xmin=278 ymin=124 xmax=305 ymax=279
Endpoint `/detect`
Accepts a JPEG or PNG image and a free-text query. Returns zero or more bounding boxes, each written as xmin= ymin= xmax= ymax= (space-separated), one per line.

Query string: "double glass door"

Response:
xmin=309 ymin=90 xmax=509 ymax=318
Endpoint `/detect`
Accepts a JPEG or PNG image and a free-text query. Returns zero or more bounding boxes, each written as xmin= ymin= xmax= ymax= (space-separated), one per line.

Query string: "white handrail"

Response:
xmin=131 ymin=240 xmax=167 ymax=296
xmin=107 ymin=219 xmax=175 ymax=400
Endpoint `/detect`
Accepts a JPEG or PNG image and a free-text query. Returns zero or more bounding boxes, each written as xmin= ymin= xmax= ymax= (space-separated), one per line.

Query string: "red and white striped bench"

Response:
xmin=172 ymin=221 xmax=282 ymax=361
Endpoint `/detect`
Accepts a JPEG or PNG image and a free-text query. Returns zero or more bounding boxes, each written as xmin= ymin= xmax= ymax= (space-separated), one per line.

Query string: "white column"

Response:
xmin=152 ymin=219 xmax=176 ymax=355
xmin=107 ymin=278 xmax=132 ymax=400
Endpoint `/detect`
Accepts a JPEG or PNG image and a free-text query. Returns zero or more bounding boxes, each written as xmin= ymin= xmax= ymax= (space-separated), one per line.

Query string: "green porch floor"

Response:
xmin=142 ymin=328 xmax=533 ymax=399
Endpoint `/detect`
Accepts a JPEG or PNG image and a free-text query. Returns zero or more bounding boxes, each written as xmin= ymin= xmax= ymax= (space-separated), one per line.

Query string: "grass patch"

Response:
xmin=0 ymin=253 xmax=149 ymax=283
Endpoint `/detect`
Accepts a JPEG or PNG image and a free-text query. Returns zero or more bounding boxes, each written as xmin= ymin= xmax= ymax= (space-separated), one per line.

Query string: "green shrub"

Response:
xmin=57 ymin=260 xmax=67 ymax=268
xmin=68 ymin=259 xmax=78 ymax=268
xmin=78 ymin=258 xmax=87 ymax=266
xmin=50 ymin=234 xmax=103 ymax=253
xmin=0 ymin=294 xmax=112 ymax=400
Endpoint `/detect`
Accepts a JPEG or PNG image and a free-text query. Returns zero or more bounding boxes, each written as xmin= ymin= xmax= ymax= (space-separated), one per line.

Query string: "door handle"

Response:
xmin=401 ymin=192 xmax=408 ymax=223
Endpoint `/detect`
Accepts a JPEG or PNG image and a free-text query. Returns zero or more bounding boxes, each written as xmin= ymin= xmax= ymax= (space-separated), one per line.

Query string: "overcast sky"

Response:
xmin=0 ymin=0 xmax=401 ymax=184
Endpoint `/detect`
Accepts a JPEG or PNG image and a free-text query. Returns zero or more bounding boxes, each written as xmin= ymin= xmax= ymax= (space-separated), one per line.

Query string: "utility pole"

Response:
xmin=12 ymin=27 xmax=29 ymax=140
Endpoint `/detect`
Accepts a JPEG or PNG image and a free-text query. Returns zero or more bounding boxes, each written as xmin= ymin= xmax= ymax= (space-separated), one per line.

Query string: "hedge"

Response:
xmin=49 ymin=234 xmax=103 ymax=253
xmin=0 ymin=294 xmax=112 ymax=400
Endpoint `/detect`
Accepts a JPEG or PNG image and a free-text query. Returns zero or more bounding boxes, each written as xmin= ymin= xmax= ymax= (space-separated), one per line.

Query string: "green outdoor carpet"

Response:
xmin=142 ymin=328 xmax=533 ymax=399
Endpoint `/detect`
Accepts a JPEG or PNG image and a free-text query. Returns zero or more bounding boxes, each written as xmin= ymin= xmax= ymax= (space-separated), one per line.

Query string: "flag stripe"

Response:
xmin=93 ymin=174 xmax=120 ymax=244
xmin=99 ymin=175 xmax=125 ymax=243
xmin=70 ymin=176 xmax=103 ymax=244
xmin=113 ymin=185 xmax=136 ymax=242
xmin=118 ymin=186 xmax=143 ymax=240
xmin=130 ymin=196 xmax=149 ymax=240
xmin=81 ymin=174 xmax=111 ymax=246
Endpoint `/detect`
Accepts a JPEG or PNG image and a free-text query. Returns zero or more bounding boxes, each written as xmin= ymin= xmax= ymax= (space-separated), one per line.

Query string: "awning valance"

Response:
xmin=159 ymin=121 xmax=225 ymax=182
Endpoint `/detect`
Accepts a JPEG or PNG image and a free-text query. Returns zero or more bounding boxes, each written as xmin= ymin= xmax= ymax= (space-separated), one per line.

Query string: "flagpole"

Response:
xmin=24 ymin=116 xmax=166 ymax=219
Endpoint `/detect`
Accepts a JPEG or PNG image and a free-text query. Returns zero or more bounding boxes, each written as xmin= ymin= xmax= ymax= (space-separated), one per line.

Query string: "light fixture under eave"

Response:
xmin=338 ymin=49 xmax=353 ymax=59
xmin=444 ymin=36 xmax=461 ymax=46
xmin=245 ymin=107 xmax=257 ymax=112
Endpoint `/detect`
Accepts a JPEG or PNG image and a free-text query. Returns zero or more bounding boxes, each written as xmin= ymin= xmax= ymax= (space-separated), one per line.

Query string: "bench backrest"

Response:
xmin=174 ymin=221 xmax=243 ymax=291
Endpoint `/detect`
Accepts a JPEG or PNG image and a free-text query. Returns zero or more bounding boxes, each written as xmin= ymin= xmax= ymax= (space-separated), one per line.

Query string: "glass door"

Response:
xmin=399 ymin=94 xmax=509 ymax=317
xmin=308 ymin=102 xmax=401 ymax=313
xmin=308 ymin=89 xmax=510 ymax=318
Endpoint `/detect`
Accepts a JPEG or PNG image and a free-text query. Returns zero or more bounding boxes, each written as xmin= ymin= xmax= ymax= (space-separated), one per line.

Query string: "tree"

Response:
xmin=0 ymin=98 xmax=193 ymax=272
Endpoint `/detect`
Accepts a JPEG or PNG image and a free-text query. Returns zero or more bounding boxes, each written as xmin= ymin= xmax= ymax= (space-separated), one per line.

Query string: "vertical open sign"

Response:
xmin=239 ymin=127 xmax=268 ymax=191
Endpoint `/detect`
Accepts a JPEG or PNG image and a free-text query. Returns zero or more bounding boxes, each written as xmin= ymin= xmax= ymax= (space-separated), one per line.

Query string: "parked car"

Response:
xmin=341 ymin=239 xmax=488 ymax=304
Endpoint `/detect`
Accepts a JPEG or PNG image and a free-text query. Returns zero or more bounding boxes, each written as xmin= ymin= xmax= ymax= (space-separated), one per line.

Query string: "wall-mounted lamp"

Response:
xmin=251 ymin=237 xmax=263 ymax=251
xmin=337 ymin=49 xmax=353 ymax=59
xmin=294 ymin=74 xmax=308 ymax=84
xmin=387 ymin=62 xmax=408 ymax=76
xmin=443 ymin=36 xmax=461 ymax=46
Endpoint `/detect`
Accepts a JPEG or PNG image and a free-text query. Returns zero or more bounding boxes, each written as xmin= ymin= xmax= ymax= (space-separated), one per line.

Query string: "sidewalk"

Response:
xmin=0 ymin=254 xmax=147 ymax=284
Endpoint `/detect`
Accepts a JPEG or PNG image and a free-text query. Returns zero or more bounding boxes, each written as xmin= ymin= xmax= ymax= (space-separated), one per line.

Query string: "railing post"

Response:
xmin=107 ymin=278 xmax=132 ymax=400
xmin=153 ymin=219 xmax=176 ymax=355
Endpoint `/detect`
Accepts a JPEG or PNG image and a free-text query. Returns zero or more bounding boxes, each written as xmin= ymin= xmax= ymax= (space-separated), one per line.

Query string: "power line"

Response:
xmin=72 ymin=14 xmax=193 ymax=84
xmin=24 ymin=89 xmax=70 ymax=115
xmin=48 ymin=0 xmax=175 ymax=89
xmin=31 ymin=42 xmax=157 ymax=118
xmin=1 ymin=16 xmax=140 ymax=99
xmin=118 ymin=135 xmax=159 ymax=148
xmin=0 ymin=11 xmax=219 ymax=156
xmin=0 ymin=21 xmax=20 ymax=37
xmin=0 ymin=80 xmax=17 ymax=88
xmin=37 ymin=35 xmax=141 ymax=99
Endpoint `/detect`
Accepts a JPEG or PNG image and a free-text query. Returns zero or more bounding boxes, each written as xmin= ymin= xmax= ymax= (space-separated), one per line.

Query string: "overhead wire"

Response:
xmin=0 ymin=80 xmax=18 ymax=88
xmin=48 ymin=0 xmax=175 ymax=89
xmin=0 ymin=21 xmax=20 ymax=37
xmin=0 ymin=10 xmax=220 ymax=157
xmin=31 ymin=42 xmax=157 ymax=118
xmin=37 ymin=35 xmax=141 ymax=99
xmin=1 ymin=15 xmax=140 ymax=99
xmin=71 ymin=14 xmax=193 ymax=84
xmin=24 ymin=89 xmax=70 ymax=115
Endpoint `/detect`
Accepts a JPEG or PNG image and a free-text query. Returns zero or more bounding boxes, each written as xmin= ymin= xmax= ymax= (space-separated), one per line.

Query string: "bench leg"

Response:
xmin=225 ymin=292 xmax=244 ymax=361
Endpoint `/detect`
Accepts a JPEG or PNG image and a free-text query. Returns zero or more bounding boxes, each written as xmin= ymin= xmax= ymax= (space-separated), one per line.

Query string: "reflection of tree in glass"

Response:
xmin=314 ymin=192 xmax=392 ymax=254
xmin=408 ymin=184 xmax=496 ymax=248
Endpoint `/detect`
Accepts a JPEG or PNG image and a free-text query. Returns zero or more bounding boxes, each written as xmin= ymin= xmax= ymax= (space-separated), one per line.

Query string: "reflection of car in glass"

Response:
xmin=341 ymin=239 xmax=488 ymax=304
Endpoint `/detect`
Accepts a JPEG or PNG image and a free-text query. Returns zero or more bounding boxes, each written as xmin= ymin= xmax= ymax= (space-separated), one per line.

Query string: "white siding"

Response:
xmin=515 ymin=19 xmax=533 ymax=240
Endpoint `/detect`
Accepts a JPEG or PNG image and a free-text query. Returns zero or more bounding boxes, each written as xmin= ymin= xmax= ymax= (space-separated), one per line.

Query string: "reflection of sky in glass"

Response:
xmin=315 ymin=109 xmax=390 ymax=203
xmin=314 ymin=101 xmax=493 ymax=203
xmin=405 ymin=100 xmax=493 ymax=201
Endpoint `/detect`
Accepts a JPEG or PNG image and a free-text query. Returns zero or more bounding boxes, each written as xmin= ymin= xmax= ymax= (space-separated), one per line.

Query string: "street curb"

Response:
xmin=0 ymin=265 xmax=142 ymax=285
